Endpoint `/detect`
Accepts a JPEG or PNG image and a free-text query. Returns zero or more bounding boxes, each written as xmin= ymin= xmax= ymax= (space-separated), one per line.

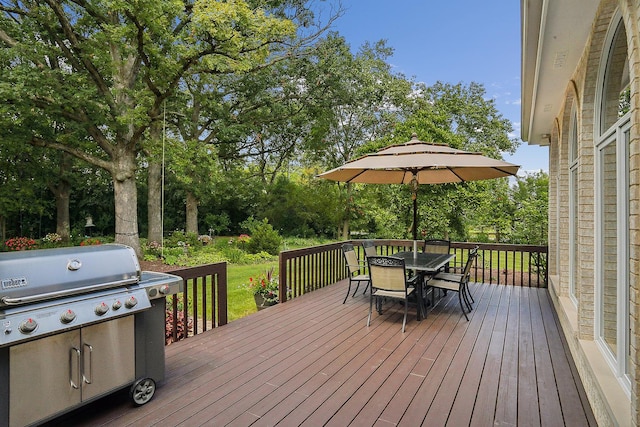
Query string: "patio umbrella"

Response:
xmin=317 ymin=134 xmax=520 ymax=240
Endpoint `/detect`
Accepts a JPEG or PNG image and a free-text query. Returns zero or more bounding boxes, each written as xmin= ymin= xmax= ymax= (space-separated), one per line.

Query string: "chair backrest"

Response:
xmin=367 ymin=256 xmax=407 ymax=292
xmin=423 ymin=239 xmax=450 ymax=254
xmin=362 ymin=240 xmax=377 ymax=257
xmin=461 ymin=246 xmax=479 ymax=282
xmin=342 ymin=243 xmax=362 ymax=275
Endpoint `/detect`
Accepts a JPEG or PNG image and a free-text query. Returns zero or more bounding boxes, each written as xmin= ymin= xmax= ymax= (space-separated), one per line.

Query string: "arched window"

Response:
xmin=568 ymin=101 xmax=578 ymax=305
xmin=595 ymin=13 xmax=631 ymax=392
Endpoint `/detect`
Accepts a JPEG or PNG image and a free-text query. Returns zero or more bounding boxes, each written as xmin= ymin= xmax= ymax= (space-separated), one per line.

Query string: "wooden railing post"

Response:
xmin=166 ymin=262 xmax=228 ymax=344
xmin=278 ymin=240 xmax=548 ymax=302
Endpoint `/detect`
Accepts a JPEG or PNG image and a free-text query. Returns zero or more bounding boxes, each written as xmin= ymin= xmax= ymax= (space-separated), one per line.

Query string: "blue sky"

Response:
xmin=325 ymin=1 xmax=548 ymax=174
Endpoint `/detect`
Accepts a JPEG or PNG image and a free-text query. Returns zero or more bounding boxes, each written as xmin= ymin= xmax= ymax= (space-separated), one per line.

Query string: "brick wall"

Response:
xmin=545 ymin=0 xmax=640 ymax=425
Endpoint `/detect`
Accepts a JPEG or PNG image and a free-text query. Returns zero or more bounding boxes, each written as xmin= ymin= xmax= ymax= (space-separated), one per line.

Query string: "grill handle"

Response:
xmin=70 ymin=347 xmax=80 ymax=389
xmin=83 ymin=343 xmax=93 ymax=384
xmin=1 ymin=278 xmax=139 ymax=306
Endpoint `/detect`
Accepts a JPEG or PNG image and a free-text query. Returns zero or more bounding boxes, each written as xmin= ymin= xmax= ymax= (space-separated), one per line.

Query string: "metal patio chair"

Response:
xmin=367 ymin=255 xmax=418 ymax=333
xmin=426 ymin=246 xmax=479 ymax=320
xmin=341 ymin=243 xmax=370 ymax=304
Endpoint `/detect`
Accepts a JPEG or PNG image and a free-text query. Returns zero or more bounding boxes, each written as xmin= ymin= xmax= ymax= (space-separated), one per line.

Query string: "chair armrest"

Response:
xmin=406 ymin=274 xmax=419 ymax=285
xmin=432 ymin=272 xmax=462 ymax=283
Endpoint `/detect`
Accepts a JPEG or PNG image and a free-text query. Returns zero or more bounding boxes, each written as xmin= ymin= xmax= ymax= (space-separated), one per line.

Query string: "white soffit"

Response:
xmin=521 ymin=0 xmax=599 ymax=145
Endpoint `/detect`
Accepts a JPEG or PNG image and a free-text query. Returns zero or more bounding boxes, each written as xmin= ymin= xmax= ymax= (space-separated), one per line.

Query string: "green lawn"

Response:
xmin=227 ymin=262 xmax=278 ymax=321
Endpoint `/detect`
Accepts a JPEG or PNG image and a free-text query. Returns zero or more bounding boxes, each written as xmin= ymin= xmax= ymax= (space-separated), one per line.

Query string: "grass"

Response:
xmin=227 ymin=262 xmax=278 ymax=321
xmin=171 ymin=236 xmax=332 ymax=323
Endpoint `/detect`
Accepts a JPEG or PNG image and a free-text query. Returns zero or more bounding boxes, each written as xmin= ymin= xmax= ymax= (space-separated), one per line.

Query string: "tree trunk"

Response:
xmin=147 ymin=160 xmax=163 ymax=244
xmin=186 ymin=191 xmax=199 ymax=235
xmin=340 ymin=183 xmax=352 ymax=240
xmin=113 ymin=168 xmax=141 ymax=257
xmin=49 ymin=153 xmax=72 ymax=242
xmin=0 ymin=215 xmax=5 ymax=244
xmin=341 ymin=218 xmax=350 ymax=241
xmin=55 ymin=191 xmax=71 ymax=242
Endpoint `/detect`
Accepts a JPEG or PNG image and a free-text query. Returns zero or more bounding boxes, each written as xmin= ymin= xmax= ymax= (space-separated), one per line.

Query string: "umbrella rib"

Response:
xmin=494 ymin=166 xmax=518 ymax=175
xmin=345 ymin=169 xmax=367 ymax=183
xmin=448 ymin=167 xmax=465 ymax=182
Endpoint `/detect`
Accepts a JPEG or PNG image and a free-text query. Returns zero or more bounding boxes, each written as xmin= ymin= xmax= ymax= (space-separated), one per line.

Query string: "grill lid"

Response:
xmin=0 ymin=244 xmax=141 ymax=307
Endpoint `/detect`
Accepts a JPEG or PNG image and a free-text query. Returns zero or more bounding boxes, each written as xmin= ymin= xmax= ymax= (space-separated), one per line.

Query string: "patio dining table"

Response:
xmin=392 ymin=251 xmax=455 ymax=319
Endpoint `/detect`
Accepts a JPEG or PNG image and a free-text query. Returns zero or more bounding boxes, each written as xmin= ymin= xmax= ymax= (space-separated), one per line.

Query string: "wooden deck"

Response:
xmin=49 ymin=280 xmax=595 ymax=426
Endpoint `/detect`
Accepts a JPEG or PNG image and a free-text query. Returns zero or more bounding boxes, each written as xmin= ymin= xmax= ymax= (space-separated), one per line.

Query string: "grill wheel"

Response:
xmin=129 ymin=377 xmax=156 ymax=406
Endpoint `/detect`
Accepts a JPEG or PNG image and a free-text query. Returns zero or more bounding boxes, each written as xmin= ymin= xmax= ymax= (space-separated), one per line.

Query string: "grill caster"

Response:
xmin=129 ymin=378 xmax=156 ymax=406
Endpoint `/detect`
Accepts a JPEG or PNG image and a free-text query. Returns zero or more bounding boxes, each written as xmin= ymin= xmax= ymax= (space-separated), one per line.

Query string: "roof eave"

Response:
xmin=521 ymin=0 xmax=599 ymax=146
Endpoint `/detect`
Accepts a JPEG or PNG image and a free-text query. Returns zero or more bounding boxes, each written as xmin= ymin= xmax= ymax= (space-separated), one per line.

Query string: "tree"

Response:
xmin=0 ymin=0 xmax=330 ymax=256
xmin=309 ymin=38 xmax=415 ymax=239
xmin=385 ymin=81 xmax=520 ymax=240
xmin=510 ymin=171 xmax=548 ymax=244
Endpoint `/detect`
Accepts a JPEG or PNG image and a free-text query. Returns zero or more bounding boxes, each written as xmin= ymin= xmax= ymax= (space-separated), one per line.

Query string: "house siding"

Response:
xmin=543 ymin=0 xmax=640 ymax=425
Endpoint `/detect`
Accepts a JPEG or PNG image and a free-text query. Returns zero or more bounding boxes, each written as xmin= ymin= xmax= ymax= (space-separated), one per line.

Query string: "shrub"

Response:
xmin=162 ymin=247 xmax=187 ymax=265
xmin=5 ymin=237 xmax=38 ymax=251
xmin=80 ymin=237 xmax=101 ymax=246
xmin=222 ymin=246 xmax=246 ymax=264
xmin=244 ymin=218 xmax=282 ymax=255
xmin=165 ymin=231 xmax=200 ymax=248
xmin=165 ymin=309 xmax=193 ymax=345
xmin=145 ymin=240 xmax=163 ymax=258
xmin=40 ymin=233 xmax=63 ymax=248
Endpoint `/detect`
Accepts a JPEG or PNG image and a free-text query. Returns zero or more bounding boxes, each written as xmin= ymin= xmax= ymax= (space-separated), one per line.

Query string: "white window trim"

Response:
xmin=593 ymin=9 xmax=631 ymax=394
xmin=568 ymin=102 xmax=578 ymax=306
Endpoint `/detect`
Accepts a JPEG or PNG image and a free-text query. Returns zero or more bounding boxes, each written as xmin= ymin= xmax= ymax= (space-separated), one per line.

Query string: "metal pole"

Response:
xmin=411 ymin=172 xmax=418 ymax=241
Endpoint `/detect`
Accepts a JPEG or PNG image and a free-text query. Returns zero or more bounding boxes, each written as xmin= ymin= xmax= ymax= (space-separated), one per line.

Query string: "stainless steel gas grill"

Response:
xmin=0 ymin=244 xmax=182 ymax=427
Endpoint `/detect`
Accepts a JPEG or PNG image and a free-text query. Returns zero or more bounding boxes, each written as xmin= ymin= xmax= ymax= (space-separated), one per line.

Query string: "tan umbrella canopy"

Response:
xmin=317 ymin=134 xmax=520 ymax=239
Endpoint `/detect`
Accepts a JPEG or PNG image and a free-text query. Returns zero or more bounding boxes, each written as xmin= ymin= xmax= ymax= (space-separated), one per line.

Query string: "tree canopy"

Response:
xmin=0 ymin=1 xmax=547 ymax=252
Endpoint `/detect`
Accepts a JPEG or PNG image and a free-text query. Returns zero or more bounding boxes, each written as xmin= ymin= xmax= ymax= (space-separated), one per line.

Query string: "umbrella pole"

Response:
xmin=411 ymin=172 xmax=418 ymax=241
xmin=413 ymin=196 xmax=417 ymax=241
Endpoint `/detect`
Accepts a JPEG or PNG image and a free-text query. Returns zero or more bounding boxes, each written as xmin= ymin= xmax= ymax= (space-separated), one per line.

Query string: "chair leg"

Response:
xmin=362 ymin=279 xmax=370 ymax=295
xmin=343 ymin=280 xmax=353 ymax=304
xmin=458 ymin=291 xmax=469 ymax=321
xmin=461 ymin=284 xmax=473 ymax=311
xmin=352 ymin=281 xmax=361 ymax=297
xmin=367 ymin=293 xmax=374 ymax=326
xmin=402 ymin=297 xmax=408 ymax=333
xmin=465 ymin=281 xmax=474 ymax=304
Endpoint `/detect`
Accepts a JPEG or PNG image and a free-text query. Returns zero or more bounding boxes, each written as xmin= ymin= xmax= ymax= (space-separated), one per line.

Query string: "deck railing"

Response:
xmin=279 ymin=240 xmax=548 ymax=302
xmin=162 ymin=241 xmax=547 ymax=343
xmin=166 ymin=262 xmax=228 ymax=343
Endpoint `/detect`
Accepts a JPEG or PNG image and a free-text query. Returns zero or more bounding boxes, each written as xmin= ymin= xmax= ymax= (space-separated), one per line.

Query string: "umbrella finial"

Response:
xmin=411 ymin=133 xmax=418 ymax=140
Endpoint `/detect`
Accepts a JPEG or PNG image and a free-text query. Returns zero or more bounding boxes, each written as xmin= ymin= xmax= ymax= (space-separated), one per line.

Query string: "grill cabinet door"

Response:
xmin=81 ymin=316 xmax=135 ymax=401
xmin=9 ymin=329 xmax=82 ymax=427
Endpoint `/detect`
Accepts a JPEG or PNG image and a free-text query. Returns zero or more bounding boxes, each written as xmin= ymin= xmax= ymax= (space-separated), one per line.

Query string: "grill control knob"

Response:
xmin=19 ymin=318 xmax=37 ymax=334
xmin=125 ymin=296 xmax=138 ymax=309
xmin=95 ymin=302 xmax=109 ymax=316
xmin=159 ymin=284 xmax=171 ymax=295
xmin=60 ymin=309 xmax=76 ymax=324
xmin=112 ymin=300 xmax=122 ymax=310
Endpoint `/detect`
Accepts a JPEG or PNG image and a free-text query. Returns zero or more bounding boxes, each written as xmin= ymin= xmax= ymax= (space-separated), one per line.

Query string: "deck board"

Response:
xmin=46 ymin=280 xmax=595 ymax=427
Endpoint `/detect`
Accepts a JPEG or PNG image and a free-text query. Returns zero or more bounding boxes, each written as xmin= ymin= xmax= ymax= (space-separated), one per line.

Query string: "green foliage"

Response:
xmin=40 ymin=233 xmax=63 ymax=249
xmin=161 ymin=247 xmax=187 ymax=266
xmin=242 ymin=218 xmax=283 ymax=255
xmin=164 ymin=231 xmax=201 ymax=249
xmin=510 ymin=171 xmax=549 ymax=244
xmin=245 ymin=267 xmax=278 ymax=302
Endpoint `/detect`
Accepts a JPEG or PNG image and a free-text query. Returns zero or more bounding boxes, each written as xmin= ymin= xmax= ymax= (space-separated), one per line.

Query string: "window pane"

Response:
xmin=600 ymin=20 xmax=629 ymax=134
xmin=601 ymin=142 xmax=617 ymax=356
xmin=570 ymin=111 xmax=578 ymax=163
xmin=570 ymin=168 xmax=578 ymax=300
xmin=625 ymin=129 xmax=631 ymax=377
